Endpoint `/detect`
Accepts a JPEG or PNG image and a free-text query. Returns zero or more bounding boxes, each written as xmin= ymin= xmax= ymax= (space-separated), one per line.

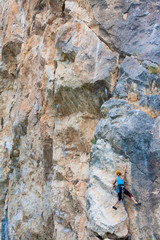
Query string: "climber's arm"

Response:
xmin=122 ymin=163 xmax=127 ymax=178
xmin=112 ymin=177 xmax=118 ymax=186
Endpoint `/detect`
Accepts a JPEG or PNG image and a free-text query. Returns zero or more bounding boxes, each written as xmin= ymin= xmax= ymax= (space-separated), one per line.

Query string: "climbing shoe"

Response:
xmin=112 ymin=206 xmax=117 ymax=210
xmin=135 ymin=203 xmax=141 ymax=206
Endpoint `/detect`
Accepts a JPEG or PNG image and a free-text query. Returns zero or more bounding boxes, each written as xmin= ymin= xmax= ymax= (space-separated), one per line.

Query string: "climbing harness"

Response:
xmin=117 ymin=185 xmax=124 ymax=201
xmin=116 ymin=176 xmax=125 ymax=200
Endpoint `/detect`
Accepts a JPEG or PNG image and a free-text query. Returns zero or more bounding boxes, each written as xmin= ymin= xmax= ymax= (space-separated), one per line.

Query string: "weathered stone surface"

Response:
xmin=51 ymin=112 xmax=97 ymax=239
xmin=87 ymin=99 xmax=160 ymax=239
xmin=0 ymin=1 xmax=103 ymax=238
xmin=139 ymin=93 xmax=160 ymax=114
xmin=0 ymin=64 xmax=15 ymax=94
xmin=113 ymin=56 xmax=160 ymax=118
xmin=113 ymin=57 xmax=160 ymax=101
xmin=0 ymin=0 xmax=160 ymax=240
xmin=86 ymin=140 xmax=129 ymax=239
xmin=65 ymin=1 xmax=93 ymax=24
xmin=89 ymin=0 xmax=160 ymax=64
xmin=54 ymin=20 xmax=119 ymax=115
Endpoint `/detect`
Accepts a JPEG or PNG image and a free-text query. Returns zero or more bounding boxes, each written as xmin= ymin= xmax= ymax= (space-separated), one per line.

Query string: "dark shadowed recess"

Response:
xmin=43 ymin=137 xmax=53 ymax=181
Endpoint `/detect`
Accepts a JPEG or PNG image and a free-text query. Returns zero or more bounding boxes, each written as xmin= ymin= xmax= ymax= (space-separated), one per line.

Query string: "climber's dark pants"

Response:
xmin=117 ymin=187 xmax=133 ymax=201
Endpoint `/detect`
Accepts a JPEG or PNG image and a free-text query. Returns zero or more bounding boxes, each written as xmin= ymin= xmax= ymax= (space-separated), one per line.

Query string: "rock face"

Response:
xmin=86 ymin=139 xmax=129 ymax=239
xmin=0 ymin=0 xmax=159 ymax=240
xmin=54 ymin=20 xmax=118 ymax=115
xmin=87 ymin=99 xmax=160 ymax=239
xmin=89 ymin=0 xmax=160 ymax=64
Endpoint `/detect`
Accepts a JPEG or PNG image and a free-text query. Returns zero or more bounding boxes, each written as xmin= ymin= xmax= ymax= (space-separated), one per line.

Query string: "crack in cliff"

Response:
xmin=123 ymin=3 xmax=141 ymax=15
xmin=129 ymin=160 xmax=157 ymax=183
xmin=88 ymin=19 xmax=160 ymax=68
xmin=90 ymin=229 xmax=130 ymax=240
xmin=143 ymin=58 xmax=160 ymax=66
xmin=111 ymin=147 xmax=158 ymax=184
xmin=97 ymin=29 xmax=131 ymax=59
xmin=87 ymin=19 xmax=125 ymax=57
xmin=92 ymin=150 xmax=156 ymax=185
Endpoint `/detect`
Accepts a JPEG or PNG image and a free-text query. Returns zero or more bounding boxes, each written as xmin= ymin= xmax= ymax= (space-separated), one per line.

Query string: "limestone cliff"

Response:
xmin=0 ymin=0 xmax=159 ymax=239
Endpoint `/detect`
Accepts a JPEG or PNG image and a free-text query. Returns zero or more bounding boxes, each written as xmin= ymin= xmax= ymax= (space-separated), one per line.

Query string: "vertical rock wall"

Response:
xmin=0 ymin=0 xmax=159 ymax=239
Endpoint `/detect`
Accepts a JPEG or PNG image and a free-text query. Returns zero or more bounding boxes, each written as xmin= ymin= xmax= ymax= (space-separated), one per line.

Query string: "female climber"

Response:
xmin=112 ymin=163 xmax=141 ymax=210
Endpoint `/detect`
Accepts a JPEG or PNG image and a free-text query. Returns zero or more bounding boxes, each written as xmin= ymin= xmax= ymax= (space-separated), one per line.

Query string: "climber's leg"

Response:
xmin=123 ymin=188 xmax=141 ymax=205
xmin=113 ymin=199 xmax=119 ymax=207
xmin=131 ymin=196 xmax=138 ymax=204
xmin=112 ymin=187 xmax=122 ymax=210
xmin=112 ymin=199 xmax=119 ymax=210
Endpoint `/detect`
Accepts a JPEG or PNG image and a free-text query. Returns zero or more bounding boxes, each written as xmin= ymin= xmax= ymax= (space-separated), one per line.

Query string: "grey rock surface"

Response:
xmin=87 ymin=99 xmax=160 ymax=239
xmin=139 ymin=93 xmax=160 ymax=113
xmin=89 ymin=0 xmax=160 ymax=64
xmin=113 ymin=56 xmax=160 ymax=101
